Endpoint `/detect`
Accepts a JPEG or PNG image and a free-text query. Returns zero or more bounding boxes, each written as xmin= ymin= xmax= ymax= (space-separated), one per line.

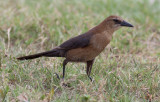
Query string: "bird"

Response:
xmin=17 ymin=15 xmax=133 ymax=81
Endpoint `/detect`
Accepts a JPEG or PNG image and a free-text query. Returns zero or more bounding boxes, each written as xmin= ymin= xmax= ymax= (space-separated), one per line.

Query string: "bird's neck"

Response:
xmin=91 ymin=22 xmax=115 ymax=36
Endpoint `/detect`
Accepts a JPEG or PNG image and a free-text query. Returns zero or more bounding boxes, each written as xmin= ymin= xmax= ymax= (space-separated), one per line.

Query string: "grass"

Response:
xmin=0 ymin=0 xmax=160 ymax=101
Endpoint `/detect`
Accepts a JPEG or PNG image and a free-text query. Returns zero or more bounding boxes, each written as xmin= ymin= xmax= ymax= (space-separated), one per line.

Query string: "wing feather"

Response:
xmin=59 ymin=32 xmax=92 ymax=50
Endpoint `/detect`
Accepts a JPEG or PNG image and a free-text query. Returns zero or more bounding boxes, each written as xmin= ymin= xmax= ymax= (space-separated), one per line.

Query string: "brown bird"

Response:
xmin=17 ymin=15 xmax=133 ymax=81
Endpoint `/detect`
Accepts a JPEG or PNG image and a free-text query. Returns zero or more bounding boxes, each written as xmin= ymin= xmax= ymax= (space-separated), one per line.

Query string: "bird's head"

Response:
xmin=103 ymin=15 xmax=133 ymax=31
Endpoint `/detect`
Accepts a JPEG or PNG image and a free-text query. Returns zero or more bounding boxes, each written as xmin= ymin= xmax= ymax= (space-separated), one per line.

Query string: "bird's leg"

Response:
xmin=62 ymin=59 xmax=68 ymax=79
xmin=86 ymin=59 xmax=94 ymax=82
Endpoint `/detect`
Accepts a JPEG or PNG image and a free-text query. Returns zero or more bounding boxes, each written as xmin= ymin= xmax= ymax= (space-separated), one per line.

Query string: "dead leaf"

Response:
xmin=0 ymin=89 xmax=4 ymax=99
xmin=17 ymin=93 xmax=29 ymax=102
xmin=47 ymin=87 xmax=54 ymax=101
xmin=145 ymin=92 xmax=152 ymax=102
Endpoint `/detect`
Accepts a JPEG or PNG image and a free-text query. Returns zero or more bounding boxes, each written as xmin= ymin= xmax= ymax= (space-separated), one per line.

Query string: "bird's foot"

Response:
xmin=54 ymin=73 xmax=60 ymax=80
xmin=88 ymin=76 xmax=94 ymax=82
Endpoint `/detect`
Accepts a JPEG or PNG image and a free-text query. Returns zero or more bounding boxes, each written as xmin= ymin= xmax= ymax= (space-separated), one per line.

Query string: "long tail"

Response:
xmin=17 ymin=48 xmax=63 ymax=60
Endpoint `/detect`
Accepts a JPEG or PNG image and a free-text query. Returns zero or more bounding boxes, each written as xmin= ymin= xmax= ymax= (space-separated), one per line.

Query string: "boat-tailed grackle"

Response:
xmin=17 ymin=15 xmax=133 ymax=81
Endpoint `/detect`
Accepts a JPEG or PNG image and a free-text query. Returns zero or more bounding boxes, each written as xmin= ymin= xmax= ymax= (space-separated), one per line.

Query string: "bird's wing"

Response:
xmin=59 ymin=32 xmax=92 ymax=50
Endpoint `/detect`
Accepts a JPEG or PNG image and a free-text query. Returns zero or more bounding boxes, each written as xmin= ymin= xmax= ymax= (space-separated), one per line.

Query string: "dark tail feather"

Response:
xmin=17 ymin=49 xmax=62 ymax=60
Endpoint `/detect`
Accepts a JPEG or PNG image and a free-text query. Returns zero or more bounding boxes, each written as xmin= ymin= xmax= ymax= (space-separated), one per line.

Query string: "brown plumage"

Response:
xmin=17 ymin=15 xmax=133 ymax=81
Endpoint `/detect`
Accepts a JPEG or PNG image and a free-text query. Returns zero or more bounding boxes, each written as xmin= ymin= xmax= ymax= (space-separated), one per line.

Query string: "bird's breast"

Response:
xmin=90 ymin=33 xmax=111 ymax=51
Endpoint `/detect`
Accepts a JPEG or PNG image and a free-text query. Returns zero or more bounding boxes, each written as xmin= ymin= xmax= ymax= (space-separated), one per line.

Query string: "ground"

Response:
xmin=0 ymin=0 xmax=160 ymax=102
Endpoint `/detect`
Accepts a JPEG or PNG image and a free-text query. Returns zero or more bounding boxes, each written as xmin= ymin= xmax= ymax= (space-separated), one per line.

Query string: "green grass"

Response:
xmin=0 ymin=0 xmax=160 ymax=101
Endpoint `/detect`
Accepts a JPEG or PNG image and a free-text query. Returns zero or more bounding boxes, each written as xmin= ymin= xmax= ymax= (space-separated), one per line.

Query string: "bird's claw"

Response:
xmin=54 ymin=73 xmax=60 ymax=80
xmin=88 ymin=76 xmax=94 ymax=82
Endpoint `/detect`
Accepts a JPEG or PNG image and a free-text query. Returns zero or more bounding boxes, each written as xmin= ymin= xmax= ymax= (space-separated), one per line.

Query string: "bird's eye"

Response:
xmin=113 ymin=19 xmax=121 ymax=24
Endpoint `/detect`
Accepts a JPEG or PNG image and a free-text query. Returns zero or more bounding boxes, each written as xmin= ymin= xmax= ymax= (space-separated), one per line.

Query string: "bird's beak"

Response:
xmin=121 ymin=21 xmax=133 ymax=27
